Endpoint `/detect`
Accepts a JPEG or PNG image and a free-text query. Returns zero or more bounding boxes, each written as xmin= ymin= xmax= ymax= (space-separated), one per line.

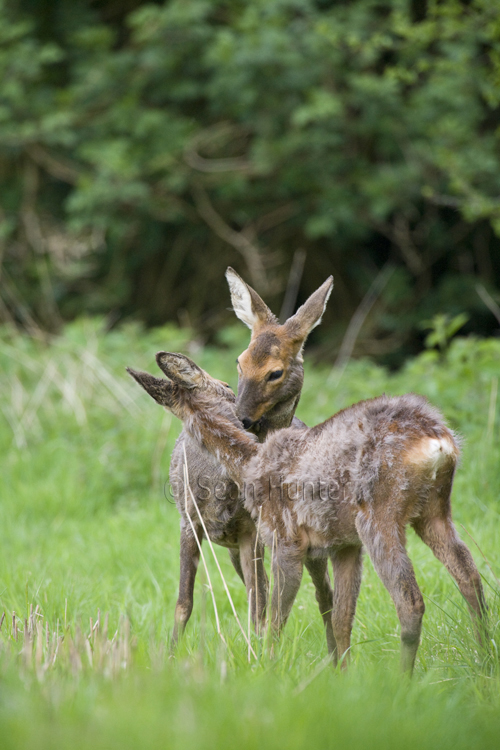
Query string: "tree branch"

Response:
xmin=192 ymin=181 xmax=269 ymax=292
xmin=26 ymin=144 xmax=80 ymax=185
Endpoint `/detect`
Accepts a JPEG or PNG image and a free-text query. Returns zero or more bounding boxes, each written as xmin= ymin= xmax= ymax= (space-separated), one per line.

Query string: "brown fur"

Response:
xmin=227 ymin=268 xmax=336 ymax=648
xmin=140 ymin=354 xmax=487 ymax=675
xmin=128 ymin=364 xmax=267 ymax=646
xmin=127 ymin=270 xmax=334 ymax=648
xmin=228 ymin=267 xmax=333 ymax=432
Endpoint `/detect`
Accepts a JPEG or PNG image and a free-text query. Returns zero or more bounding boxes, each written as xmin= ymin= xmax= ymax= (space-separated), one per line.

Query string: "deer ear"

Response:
xmin=126 ymin=368 xmax=173 ymax=406
xmin=284 ymin=276 xmax=333 ymax=346
xmin=156 ymin=352 xmax=205 ymax=388
xmin=226 ymin=267 xmax=277 ymax=334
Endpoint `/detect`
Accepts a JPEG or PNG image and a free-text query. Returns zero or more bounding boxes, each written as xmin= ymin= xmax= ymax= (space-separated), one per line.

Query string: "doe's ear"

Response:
xmin=284 ymin=275 xmax=333 ymax=345
xmin=226 ymin=267 xmax=277 ymax=334
xmin=126 ymin=368 xmax=173 ymax=406
xmin=156 ymin=352 xmax=205 ymax=388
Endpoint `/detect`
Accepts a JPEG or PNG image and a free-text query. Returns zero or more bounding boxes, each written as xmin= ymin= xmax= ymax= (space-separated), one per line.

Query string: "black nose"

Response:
xmin=241 ymin=417 xmax=254 ymax=430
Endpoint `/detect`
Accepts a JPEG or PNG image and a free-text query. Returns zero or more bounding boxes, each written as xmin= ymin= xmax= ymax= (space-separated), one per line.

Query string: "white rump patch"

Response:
xmin=405 ymin=436 xmax=457 ymax=478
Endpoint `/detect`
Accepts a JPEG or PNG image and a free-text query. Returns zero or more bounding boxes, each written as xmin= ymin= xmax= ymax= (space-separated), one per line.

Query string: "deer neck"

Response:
xmin=184 ymin=405 xmax=258 ymax=485
xmin=250 ymin=393 xmax=300 ymax=442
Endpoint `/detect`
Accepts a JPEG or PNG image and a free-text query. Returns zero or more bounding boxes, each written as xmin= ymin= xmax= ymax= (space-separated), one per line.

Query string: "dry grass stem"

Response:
xmin=254 ymin=505 xmax=263 ymax=633
xmin=183 ymin=448 xmax=258 ymax=659
xmin=181 ymin=453 xmax=224 ymax=642
xmin=247 ymin=588 xmax=252 ymax=664
xmin=0 ymin=606 xmax=135 ymax=680
xmin=82 ymin=349 xmax=139 ymax=416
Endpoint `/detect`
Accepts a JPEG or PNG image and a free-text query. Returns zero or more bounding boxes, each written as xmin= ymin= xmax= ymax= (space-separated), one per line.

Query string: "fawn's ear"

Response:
xmin=156 ymin=352 xmax=205 ymax=388
xmin=126 ymin=368 xmax=173 ymax=406
xmin=226 ymin=267 xmax=277 ymax=334
xmin=283 ymin=275 xmax=333 ymax=346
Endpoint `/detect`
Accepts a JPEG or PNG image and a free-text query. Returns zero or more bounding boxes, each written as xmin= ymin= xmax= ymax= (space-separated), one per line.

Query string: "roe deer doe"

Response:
xmin=226 ymin=267 xmax=333 ymax=437
xmin=155 ymin=270 xmax=333 ymax=647
xmin=129 ymin=352 xmax=487 ymax=675
xmin=226 ymin=268 xmax=338 ymax=650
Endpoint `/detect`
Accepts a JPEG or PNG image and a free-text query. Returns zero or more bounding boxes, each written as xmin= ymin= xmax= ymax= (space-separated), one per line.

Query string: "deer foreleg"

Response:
xmin=239 ymin=535 xmax=268 ymax=633
xmin=304 ymin=557 xmax=335 ymax=656
xmin=270 ymin=546 xmax=303 ymax=638
xmin=330 ymin=545 xmax=363 ymax=668
xmin=171 ymin=524 xmax=201 ymax=650
xmin=229 ymin=548 xmax=245 ymax=583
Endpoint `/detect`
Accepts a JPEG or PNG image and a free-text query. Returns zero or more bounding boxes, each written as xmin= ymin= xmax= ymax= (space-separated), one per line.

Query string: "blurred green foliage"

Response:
xmin=1 ymin=0 xmax=500 ymax=364
xmin=420 ymin=311 xmax=469 ymax=351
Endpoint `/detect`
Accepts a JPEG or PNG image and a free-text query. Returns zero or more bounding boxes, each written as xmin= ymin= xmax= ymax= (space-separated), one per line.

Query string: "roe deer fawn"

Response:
xmin=155 ymin=270 xmax=333 ymax=647
xmin=129 ymin=352 xmax=487 ymax=675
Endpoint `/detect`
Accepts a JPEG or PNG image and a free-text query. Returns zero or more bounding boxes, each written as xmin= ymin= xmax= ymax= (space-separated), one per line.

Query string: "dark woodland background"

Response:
xmin=1 ymin=0 xmax=500 ymax=365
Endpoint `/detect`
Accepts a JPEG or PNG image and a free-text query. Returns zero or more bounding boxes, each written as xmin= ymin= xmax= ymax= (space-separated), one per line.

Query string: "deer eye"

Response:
xmin=268 ymin=369 xmax=283 ymax=382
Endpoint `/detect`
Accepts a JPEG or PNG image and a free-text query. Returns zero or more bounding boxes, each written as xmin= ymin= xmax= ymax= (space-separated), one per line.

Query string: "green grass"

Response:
xmin=0 ymin=318 xmax=499 ymax=749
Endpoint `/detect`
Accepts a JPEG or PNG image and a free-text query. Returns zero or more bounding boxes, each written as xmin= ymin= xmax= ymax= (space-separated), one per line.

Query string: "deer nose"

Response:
xmin=241 ymin=417 xmax=254 ymax=430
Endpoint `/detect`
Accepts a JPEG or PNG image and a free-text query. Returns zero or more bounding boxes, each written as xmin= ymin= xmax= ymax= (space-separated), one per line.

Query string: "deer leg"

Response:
xmin=270 ymin=546 xmax=303 ymax=638
xmin=239 ymin=535 xmax=268 ymax=633
xmin=304 ymin=557 xmax=335 ymax=655
xmin=228 ymin=548 xmax=245 ymax=584
xmin=330 ymin=545 xmax=363 ymax=668
xmin=171 ymin=524 xmax=201 ymax=650
xmin=412 ymin=515 xmax=487 ymax=642
xmin=356 ymin=515 xmax=425 ymax=675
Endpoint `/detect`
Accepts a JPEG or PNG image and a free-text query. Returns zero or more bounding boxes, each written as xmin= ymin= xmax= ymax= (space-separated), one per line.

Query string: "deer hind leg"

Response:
xmin=329 ymin=545 xmax=363 ymax=668
xmin=171 ymin=524 xmax=202 ymax=650
xmin=270 ymin=545 xmax=303 ymax=638
xmin=356 ymin=514 xmax=425 ymax=675
xmin=239 ymin=535 xmax=268 ymax=634
xmin=412 ymin=512 xmax=487 ymax=643
xmin=304 ymin=557 xmax=335 ymax=655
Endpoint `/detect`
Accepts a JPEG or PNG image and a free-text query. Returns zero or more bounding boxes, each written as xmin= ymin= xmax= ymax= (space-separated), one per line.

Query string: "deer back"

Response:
xmin=239 ymin=393 xmax=459 ymax=551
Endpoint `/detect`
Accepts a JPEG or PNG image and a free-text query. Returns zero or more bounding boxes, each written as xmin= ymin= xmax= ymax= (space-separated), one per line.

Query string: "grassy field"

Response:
xmin=0 ymin=318 xmax=499 ymax=749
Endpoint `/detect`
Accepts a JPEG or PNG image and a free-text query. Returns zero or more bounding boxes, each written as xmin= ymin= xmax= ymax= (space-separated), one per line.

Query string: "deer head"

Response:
xmin=127 ymin=353 xmax=236 ymax=422
xmin=226 ymin=267 xmax=333 ymax=432
xmin=128 ymin=352 xmax=256 ymax=479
